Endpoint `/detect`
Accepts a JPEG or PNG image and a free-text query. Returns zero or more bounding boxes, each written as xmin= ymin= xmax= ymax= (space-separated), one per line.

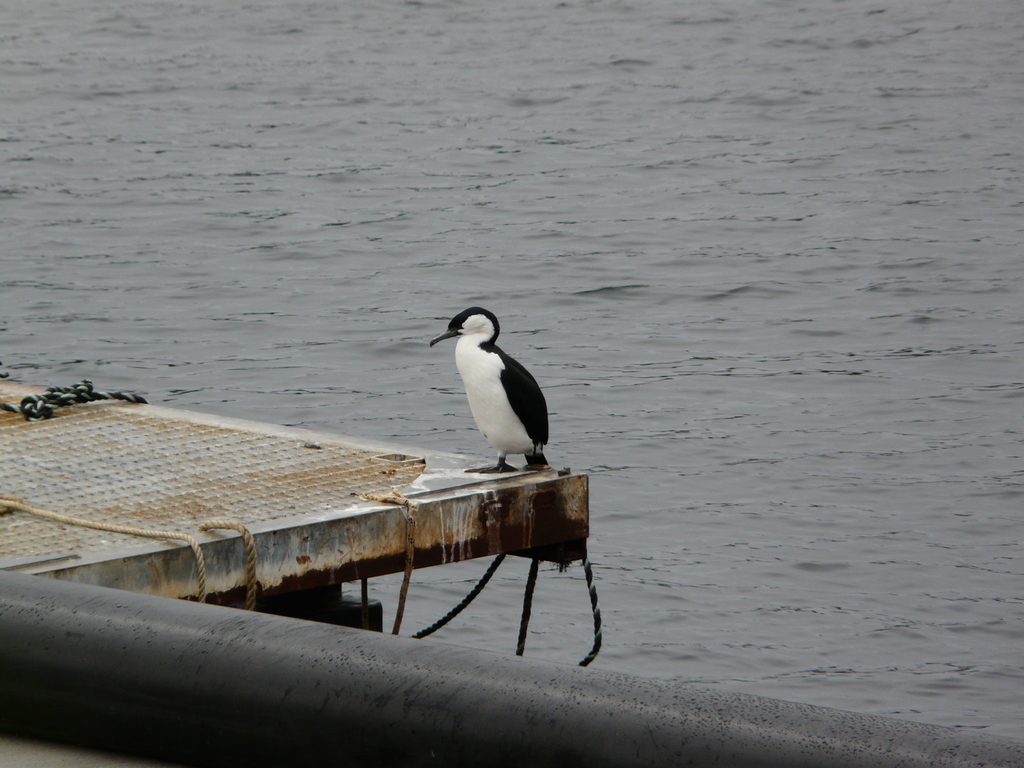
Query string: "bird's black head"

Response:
xmin=430 ymin=307 xmax=500 ymax=347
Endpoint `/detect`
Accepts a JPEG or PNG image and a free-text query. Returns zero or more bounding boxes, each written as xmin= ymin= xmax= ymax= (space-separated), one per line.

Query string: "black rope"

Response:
xmin=578 ymin=555 xmax=603 ymax=667
xmin=516 ymin=557 xmax=540 ymax=656
xmin=412 ymin=554 xmax=506 ymax=639
xmin=0 ymin=379 xmax=147 ymax=421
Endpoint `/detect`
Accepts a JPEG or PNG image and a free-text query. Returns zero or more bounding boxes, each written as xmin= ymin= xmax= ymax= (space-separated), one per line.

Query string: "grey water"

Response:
xmin=2 ymin=0 xmax=1022 ymax=739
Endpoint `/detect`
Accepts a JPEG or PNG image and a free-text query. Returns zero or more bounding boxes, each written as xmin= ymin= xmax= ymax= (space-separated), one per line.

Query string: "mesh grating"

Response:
xmin=0 ymin=395 xmax=424 ymax=561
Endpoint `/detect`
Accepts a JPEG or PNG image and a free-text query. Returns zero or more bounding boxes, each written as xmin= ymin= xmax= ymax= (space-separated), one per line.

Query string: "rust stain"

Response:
xmin=479 ymin=492 xmax=503 ymax=553
xmin=37 ymin=474 xmax=589 ymax=605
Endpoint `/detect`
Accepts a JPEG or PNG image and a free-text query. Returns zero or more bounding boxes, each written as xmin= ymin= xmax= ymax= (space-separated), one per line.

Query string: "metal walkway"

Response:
xmin=0 ymin=382 xmax=587 ymax=604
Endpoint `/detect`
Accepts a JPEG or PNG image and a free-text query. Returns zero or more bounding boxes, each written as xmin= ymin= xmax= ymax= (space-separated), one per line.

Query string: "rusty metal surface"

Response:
xmin=0 ymin=382 xmax=588 ymax=603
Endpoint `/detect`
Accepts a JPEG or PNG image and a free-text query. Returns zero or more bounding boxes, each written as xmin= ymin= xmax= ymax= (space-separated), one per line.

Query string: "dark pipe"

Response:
xmin=0 ymin=571 xmax=1022 ymax=768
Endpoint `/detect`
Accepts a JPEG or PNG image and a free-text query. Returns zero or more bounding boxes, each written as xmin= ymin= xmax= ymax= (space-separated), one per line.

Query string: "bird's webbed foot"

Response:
xmin=467 ymin=458 xmax=517 ymax=474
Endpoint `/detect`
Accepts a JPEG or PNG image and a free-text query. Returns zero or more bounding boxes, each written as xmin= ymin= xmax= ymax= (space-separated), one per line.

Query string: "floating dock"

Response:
xmin=0 ymin=381 xmax=588 ymax=605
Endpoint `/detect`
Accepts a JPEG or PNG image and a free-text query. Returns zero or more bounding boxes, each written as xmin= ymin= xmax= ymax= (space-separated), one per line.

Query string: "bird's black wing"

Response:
xmin=490 ymin=344 xmax=548 ymax=448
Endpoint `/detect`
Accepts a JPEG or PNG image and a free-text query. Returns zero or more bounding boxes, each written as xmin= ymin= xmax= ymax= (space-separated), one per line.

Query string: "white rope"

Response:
xmin=198 ymin=519 xmax=259 ymax=610
xmin=356 ymin=491 xmax=418 ymax=634
xmin=1 ymin=497 xmax=259 ymax=607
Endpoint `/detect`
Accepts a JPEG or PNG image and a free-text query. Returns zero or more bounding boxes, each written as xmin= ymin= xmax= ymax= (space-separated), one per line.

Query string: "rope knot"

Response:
xmin=198 ymin=519 xmax=259 ymax=611
xmin=355 ymin=491 xmax=417 ymax=634
xmin=0 ymin=379 xmax=147 ymax=421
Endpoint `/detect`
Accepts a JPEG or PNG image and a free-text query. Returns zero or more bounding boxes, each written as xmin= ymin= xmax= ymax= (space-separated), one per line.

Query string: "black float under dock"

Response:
xmin=2 ymin=571 xmax=1023 ymax=768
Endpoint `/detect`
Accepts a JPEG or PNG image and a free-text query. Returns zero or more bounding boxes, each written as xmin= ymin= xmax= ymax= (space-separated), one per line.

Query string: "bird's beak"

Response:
xmin=429 ymin=329 xmax=460 ymax=347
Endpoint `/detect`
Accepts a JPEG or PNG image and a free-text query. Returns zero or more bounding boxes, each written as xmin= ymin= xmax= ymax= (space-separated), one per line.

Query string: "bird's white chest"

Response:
xmin=454 ymin=338 xmax=532 ymax=453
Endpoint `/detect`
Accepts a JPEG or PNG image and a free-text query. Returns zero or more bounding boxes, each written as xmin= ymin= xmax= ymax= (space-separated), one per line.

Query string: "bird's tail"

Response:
xmin=526 ymin=451 xmax=548 ymax=467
